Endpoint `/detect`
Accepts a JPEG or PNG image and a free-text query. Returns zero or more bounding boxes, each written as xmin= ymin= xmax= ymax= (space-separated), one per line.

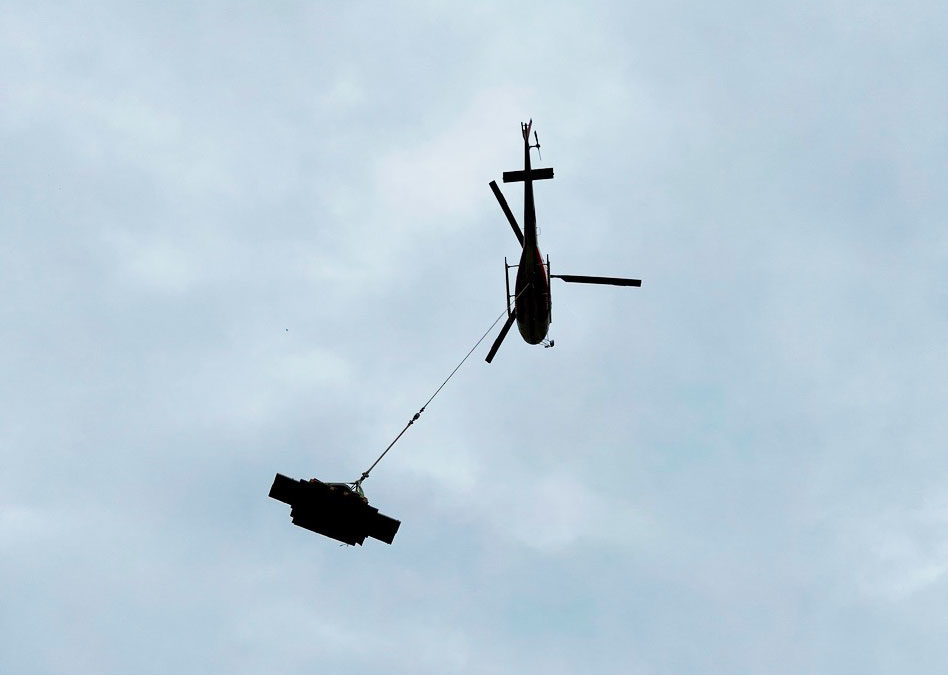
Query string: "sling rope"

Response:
xmin=352 ymin=288 xmax=528 ymax=490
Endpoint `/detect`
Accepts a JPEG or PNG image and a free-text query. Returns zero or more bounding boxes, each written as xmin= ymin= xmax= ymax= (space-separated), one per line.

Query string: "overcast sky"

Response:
xmin=2 ymin=2 xmax=947 ymax=673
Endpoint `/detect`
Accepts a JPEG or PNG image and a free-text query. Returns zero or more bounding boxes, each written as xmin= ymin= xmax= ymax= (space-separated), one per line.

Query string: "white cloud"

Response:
xmin=103 ymin=231 xmax=197 ymax=294
xmin=849 ymin=501 xmax=948 ymax=602
xmin=4 ymin=2 xmax=948 ymax=673
xmin=374 ymin=86 xmax=535 ymax=229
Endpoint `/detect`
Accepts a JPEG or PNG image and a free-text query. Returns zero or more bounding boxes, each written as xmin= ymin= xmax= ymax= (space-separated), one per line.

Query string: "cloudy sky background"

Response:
xmin=2 ymin=1 xmax=947 ymax=673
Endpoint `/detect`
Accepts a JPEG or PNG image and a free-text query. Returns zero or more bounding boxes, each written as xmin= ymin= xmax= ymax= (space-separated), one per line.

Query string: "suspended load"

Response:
xmin=268 ymin=473 xmax=400 ymax=546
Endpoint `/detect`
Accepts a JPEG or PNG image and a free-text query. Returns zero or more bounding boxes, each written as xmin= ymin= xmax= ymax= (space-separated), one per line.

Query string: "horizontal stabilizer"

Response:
xmin=503 ymin=167 xmax=554 ymax=183
xmin=551 ymin=274 xmax=642 ymax=287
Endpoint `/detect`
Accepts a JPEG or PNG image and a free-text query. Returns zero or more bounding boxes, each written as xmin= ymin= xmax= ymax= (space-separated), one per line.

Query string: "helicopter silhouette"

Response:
xmin=485 ymin=120 xmax=642 ymax=363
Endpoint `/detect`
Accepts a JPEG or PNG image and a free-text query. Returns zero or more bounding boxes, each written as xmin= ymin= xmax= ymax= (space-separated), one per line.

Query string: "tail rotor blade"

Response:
xmin=489 ymin=180 xmax=524 ymax=246
xmin=485 ymin=310 xmax=517 ymax=364
xmin=551 ymin=274 xmax=642 ymax=287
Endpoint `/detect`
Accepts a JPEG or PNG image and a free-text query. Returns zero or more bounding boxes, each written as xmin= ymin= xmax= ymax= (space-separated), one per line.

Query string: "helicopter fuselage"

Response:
xmin=512 ymin=126 xmax=551 ymax=344
xmin=513 ymin=232 xmax=550 ymax=344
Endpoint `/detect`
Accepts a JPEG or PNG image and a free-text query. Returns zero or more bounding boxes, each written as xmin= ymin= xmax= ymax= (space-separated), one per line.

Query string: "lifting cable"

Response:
xmin=352 ymin=287 xmax=528 ymax=491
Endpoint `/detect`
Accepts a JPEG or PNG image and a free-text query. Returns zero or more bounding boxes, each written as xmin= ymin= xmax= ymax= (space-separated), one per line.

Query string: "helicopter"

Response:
xmin=485 ymin=120 xmax=642 ymax=363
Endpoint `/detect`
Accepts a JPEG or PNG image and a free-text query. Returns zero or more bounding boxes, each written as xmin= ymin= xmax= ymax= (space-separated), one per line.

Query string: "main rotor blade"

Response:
xmin=489 ymin=180 xmax=524 ymax=246
xmin=551 ymin=274 xmax=642 ymax=287
xmin=485 ymin=310 xmax=517 ymax=364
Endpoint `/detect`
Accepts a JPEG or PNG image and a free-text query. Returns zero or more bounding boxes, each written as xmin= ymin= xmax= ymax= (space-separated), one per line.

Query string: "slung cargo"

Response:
xmin=269 ymin=473 xmax=401 ymax=546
